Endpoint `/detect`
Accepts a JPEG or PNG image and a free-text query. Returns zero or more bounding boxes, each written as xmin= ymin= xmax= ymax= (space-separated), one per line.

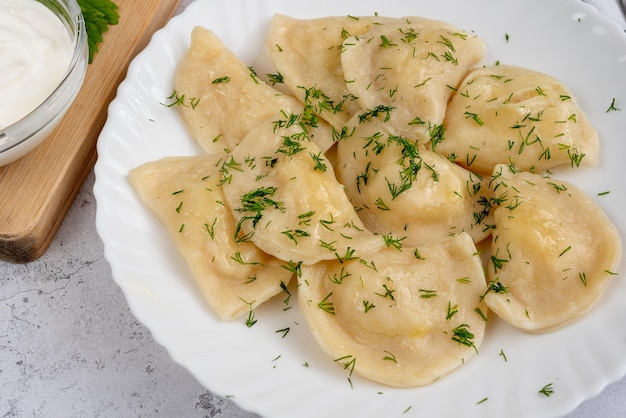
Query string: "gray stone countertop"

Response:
xmin=1 ymin=1 xmax=625 ymax=417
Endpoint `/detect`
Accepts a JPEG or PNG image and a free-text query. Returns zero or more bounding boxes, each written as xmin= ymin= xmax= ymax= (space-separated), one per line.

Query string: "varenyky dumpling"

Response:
xmin=174 ymin=26 xmax=337 ymax=154
xmin=340 ymin=16 xmax=485 ymax=143
xmin=129 ymin=156 xmax=293 ymax=320
xmin=133 ymin=11 xmax=620 ymax=390
xmin=221 ymin=110 xmax=385 ymax=265
xmin=298 ymin=232 xmax=488 ymax=387
xmin=483 ymin=164 xmax=621 ymax=332
xmin=335 ymin=114 xmax=493 ymax=246
xmin=437 ymin=65 xmax=599 ymax=175
xmin=266 ymin=14 xmax=398 ymax=129
xmin=174 ymin=26 xmax=289 ymax=155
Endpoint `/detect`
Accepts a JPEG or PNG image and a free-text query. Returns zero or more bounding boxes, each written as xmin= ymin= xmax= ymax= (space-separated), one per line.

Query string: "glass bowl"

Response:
xmin=0 ymin=0 xmax=88 ymax=167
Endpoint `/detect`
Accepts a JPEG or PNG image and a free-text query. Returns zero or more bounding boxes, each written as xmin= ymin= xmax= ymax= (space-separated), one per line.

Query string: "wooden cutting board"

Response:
xmin=0 ymin=0 xmax=182 ymax=263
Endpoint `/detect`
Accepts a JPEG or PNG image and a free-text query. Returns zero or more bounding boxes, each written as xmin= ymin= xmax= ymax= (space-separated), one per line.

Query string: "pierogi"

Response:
xmin=221 ymin=111 xmax=385 ymax=265
xmin=175 ymin=26 xmax=332 ymax=154
xmin=340 ymin=16 xmax=485 ymax=142
xmin=298 ymin=232 xmax=488 ymax=387
xmin=335 ymin=114 xmax=493 ymax=246
xmin=127 ymin=11 xmax=621 ymax=388
xmin=483 ymin=164 xmax=621 ymax=332
xmin=129 ymin=156 xmax=293 ymax=320
xmin=438 ymin=65 xmax=599 ymax=174
xmin=266 ymin=14 xmax=398 ymax=129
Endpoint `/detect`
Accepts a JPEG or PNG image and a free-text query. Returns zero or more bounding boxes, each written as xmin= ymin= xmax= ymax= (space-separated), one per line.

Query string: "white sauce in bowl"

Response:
xmin=0 ymin=0 xmax=74 ymax=130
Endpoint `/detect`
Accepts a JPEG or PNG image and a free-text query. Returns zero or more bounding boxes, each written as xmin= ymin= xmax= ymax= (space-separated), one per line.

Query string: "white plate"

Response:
xmin=94 ymin=1 xmax=626 ymax=417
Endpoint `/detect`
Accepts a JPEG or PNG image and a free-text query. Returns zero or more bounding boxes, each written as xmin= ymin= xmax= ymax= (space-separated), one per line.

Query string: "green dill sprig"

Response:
xmin=161 ymin=90 xmax=200 ymax=109
xmin=451 ymin=323 xmax=477 ymax=352
xmin=538 ymin=383 xmax=554 ymax=397
xmin=606 ymin=98 xmax=621 ymax=112
xmin=318 ymin=292 xmax=335 ymax=314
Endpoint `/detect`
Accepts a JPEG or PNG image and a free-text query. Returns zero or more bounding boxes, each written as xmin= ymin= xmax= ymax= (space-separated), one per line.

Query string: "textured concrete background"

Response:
xmin=1 ymin=1 xmax=625 ymax=417
xmin=0 ymin=172 xmax=256 ymax=418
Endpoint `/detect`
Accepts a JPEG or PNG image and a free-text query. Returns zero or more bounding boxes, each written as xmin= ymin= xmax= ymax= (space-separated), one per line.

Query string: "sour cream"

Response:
xmin=0 ymin=0 xmax=74 ymax=130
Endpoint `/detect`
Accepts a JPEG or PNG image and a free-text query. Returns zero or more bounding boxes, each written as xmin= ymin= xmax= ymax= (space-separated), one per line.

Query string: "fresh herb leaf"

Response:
xmin=538 ymin=383 xmax=554 ymax=397
xmin=77 ymin=0 xmax=120 ymax=63
xmin=451 ymin=323 xmax=477 ymax=352
xmin=606 ymin=97 xmax=621 ymax=112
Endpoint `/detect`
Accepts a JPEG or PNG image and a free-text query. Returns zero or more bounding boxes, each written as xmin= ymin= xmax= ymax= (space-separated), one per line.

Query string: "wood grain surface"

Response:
xmin=0 ymin=0 xmax=182 ymax=263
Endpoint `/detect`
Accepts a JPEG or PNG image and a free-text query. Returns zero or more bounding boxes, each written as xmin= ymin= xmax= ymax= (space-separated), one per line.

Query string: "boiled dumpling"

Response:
xmin=266 ymin=14 xmax=398 ymax=129
xmin=483 ymin=164 xmax=621 ymax=332
xmin=174 ymin=26 xmax=335 ymax=154
xmin=437 ymin=65 xmax=599 ymax=174
xmin=129 ymin=156 xmax=293 ymax=320
xmin=221 ymin=111 xmax=384 ymax=265
xmin=335 ymin=114 xmax=493 ymax=246
xmin=298 ymin=232 xmax=488 ymax=387
xmin=341 ymin=16 xmax=485 ymax=143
